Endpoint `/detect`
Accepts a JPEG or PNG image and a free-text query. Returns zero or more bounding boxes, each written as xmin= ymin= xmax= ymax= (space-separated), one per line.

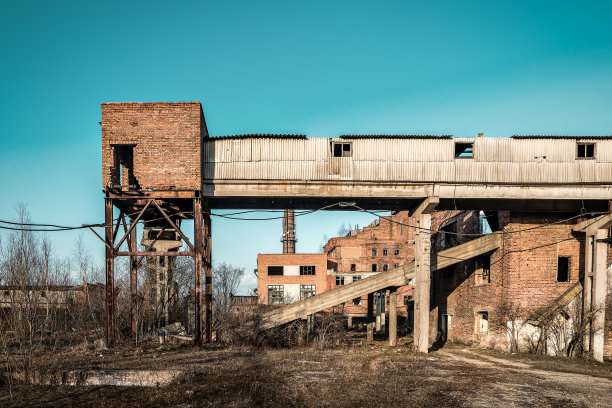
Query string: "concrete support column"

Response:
xmin=583 ymin=234 xmax=594 ymax=353
xmin=347 ymin=315 xmax=353 ymax=329
xmin=367 ymin=293 xmax=374 ymax=321
xmin=389 ymin=287 xmax=397 ymax=347
xmin=380 ymin=291 xmax=386 ymax=335
xmin=414 ymin=213 xmax=432 ymax=354
xmin=591 ymin=228 xmax=608 ymax=362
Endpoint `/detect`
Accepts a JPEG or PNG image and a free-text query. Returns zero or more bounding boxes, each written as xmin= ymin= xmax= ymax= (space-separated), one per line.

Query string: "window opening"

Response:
xmin=353 ymin=276 xmax=362 ymax=282
xmin=557 ymin=257 xmax=570 ymax=282
xmin=332 ymin=142 xmax=352 ymax=157
xmin=112 ymin=144 xmax=135 ymax=186
xmin=372 ymin=248 xmax=377 ymax=256
xmin=336 ymin=276 xmax=345 ymax=286
xmin=394 ymin=248 xmax=399 ymax=256
xmin=577 ymin=142 xmax=595 ymax=159
xmin=300 ymin=284 xmax=316 ymax=300
xmin=382 ymin=264 xmax=388 ymax=271
xmin=299 ymin=265 xmax=315 ymax=275
xmin=353 ymin=297 xmax=361 ymax=306
xmin=350 ymin=264 xmax=356 ymax=272
xmin=383 ymin=248 xmax=388 ymax=256
xmin=371 ymin=264 xmax=377 ymax=272
xmin=476 ymin=311 xmax=488 ymax=334
xmin=268 ymin=285 xmax=284 ymax=304
xmin=268 ymin=266 xmax=284 ymax=276
xmin=455 ymin=142 xmax=474 ymax=158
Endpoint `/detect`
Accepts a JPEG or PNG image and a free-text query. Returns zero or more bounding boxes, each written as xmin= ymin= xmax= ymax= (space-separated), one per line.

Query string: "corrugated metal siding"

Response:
xmin=202 ymin=138 xmax=612 ymax=183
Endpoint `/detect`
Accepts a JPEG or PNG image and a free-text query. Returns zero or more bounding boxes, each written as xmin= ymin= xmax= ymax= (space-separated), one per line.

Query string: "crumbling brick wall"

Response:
xmin=101 ymin=102 xmax=206 ymax=190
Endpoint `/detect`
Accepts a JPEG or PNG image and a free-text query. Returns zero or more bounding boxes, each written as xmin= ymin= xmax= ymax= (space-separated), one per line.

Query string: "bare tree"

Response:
xmin=213 ymin=262 xmax=245 ymax=314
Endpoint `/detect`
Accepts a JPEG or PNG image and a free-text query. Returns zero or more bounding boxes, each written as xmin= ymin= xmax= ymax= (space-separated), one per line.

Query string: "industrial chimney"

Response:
xmin=282 ymin=209 xmax=296 ymax=253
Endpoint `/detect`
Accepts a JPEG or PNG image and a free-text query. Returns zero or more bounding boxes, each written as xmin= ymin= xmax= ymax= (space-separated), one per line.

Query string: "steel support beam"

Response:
xmin=193 ymin=197 xmax=203 ymax=345
xmin=204 ymin=200 xmax=213 ymax=342
xmin=105 ymin=197 xmax=115 ymax=347
xmin=130 ymin=224 xmax=138 ymax=342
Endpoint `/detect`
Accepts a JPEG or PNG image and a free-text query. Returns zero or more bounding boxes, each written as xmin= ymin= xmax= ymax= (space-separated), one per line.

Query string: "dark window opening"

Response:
xmin=268 ymin=266 xmax=284 ymax=276
xmin=577 ymin=143 xmax=595 ymax=159
xmin=336 ymin=276 xmax=345 ymax=286
xmin=300 ymin=284 xmax=315 ymax=300
xmin=382 ymin=264 xmax=388 ymax=271
xmin=112 ymin=145 xmax=136 ymax=186
xmin=371 ymin=264 xmax=377 ymax=272
xmin=394 ymin=248 xmax=400 ymax=256
xmin=300 ymin=265 xmax=315 ymax=275
xmin=350 ymin=264 xmax=356 ymax=272
xmin=440 ymin=221 xmax=458 ymax=249
xmin=371 ymin=248 xmax=377 ymax=256
xmin=353 ymin=297 xmax=361 ymax=306
xmin=332 ymin=142 xmax=352 ymax=157
xmin=455 ymin=142 xmax=474 ymax=158
xmin=353 ymin=276 xmax=361 ymax=282
xmin=479 ymin=256 xmax=491 ymax=283
xmin=383 ymin=248 xmax=388 ymax=256
xmin=557 ymin=257 xmax=570 ymax=282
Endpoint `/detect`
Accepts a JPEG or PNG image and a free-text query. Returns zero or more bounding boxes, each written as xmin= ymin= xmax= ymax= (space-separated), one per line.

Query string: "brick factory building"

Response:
xmin=257 ymin=209 xmax=612 ymax=357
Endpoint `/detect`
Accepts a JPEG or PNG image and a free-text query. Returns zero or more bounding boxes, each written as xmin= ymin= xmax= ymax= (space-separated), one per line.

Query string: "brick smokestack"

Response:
xmin=282 ymin=209 xmax=296 ymax=254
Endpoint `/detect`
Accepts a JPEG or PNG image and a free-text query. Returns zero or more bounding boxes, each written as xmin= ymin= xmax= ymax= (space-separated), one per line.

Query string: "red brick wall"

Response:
xmin=257 ymin=253 xmax=330 ymax=304
xmin=101 ymin=102 xmax=205 ymax=190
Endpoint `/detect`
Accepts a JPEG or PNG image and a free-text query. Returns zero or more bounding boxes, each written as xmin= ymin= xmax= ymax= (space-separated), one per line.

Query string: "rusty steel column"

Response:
xmin=130 ymin=223 xmax=138 ymax=342
xmin=204 ymin=200 xmax=213 ymax=342
xmin=282 ymin=209 xmax=296 ymax=254
xmin=105 ymin=197 xmax=115 ymax=347
xmin=193 ymin=197 xmax=203 ymax=345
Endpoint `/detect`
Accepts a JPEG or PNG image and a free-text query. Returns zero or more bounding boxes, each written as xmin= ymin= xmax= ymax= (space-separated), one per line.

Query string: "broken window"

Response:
xmin=268 ymin=285 xmax=284 ymax=304
xmin=350 ymin=263 xmax=356 ymax=272
xmin=372 ymin=248 xmax=377 ymax=256
xmin=332 ymin=142 xmax=352 ymax=157
xmin=112 ymin=144 xmax=135 ymax=186
xmin=336 ymin=276 xmax=345 ymax=286
xmin=577 ymin=142 xmax=595 ymax=159
xmin=268 ymin=266 xmax=284 ymax=276
xmin=382 ymin=264 xmax=388 ymax=271
xmin=394 ymin=248 xmax=399 ymax=256
xmin=394 ymin=263 xmax=399 ymax=268
xmin=353 ymin=276 xmax=362 ymax=282
xmin=353 ymin=297 xmax=362 ymax=306
xmin=476 ymin=311 xmax=488 ymax=334
xmin=371 ymin=264 xmax=377 ymax=272
xmin=455 ymin=142 xmax=474 ymax=158
xmin=476 ymin=256 xmax=491 ymax=285
xmin=300 ymin=284 xmax=316 ymax=300
xmin=299 ymin=265 xmax=316 ymax=276
xmin=557 ymin=257 xmax=570 ymax=282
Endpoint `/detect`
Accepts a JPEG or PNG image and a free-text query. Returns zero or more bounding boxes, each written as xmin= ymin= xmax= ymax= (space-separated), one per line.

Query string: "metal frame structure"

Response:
xmin=95 ymin=188 xmax=212 ymax=347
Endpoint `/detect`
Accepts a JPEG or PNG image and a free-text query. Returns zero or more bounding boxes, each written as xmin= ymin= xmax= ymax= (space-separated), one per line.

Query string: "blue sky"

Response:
xmin=1 ymin=1 xmax=611 ymax=293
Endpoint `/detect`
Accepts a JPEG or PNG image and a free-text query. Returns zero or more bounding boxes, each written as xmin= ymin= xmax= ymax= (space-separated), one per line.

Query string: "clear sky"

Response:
xmin=1 ymin=1 xmax=611 ymax=293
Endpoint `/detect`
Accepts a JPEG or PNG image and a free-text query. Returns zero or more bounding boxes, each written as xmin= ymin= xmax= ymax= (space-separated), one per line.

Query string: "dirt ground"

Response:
xmin=1 ymin=342 xmax=611 ymax=408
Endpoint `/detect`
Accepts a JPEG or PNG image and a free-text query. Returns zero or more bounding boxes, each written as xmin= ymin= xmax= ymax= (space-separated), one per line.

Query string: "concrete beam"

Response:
xmin=573 ymin=213 xmax=612 ymax=235
xmin=409 ymin=197 xmax=440 ymax=218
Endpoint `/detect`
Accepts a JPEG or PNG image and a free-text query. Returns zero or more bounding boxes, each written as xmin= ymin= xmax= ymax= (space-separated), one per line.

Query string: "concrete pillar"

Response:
xmin=389 ymin=288 xmax=397 ymax=347
xmin=591 ymin=228 xmax=608 ymax=362
xmin=367 ymin=322 xmax=374 ymax=342
xmin=414 ymin=213 xmax=432 ymax=354
xmin=347 ymin=315 xmax=353 ymax=329
xmin=583 ymin=234 xmax=594 ymax=353
xmin=367 ymin=293 xmax=374 ymax=321
xmin=375 ymin=292 xmax=381 ymax=332
xmin=380 ymin=291 xmax=386 ymax=335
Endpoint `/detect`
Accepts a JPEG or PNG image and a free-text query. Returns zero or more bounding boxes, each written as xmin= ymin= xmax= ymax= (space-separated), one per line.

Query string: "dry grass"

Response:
xmin=2 ymin=340 xmax=610 ymax=407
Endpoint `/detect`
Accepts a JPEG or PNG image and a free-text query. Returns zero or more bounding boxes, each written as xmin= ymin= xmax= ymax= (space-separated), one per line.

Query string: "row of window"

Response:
xmin=371 ymin=248 xmax=400 ymax=257
xmin=332 ymin=141 xmax=598 ymax=160
xmin=267 ymin=284 xmax=315 ymax=304
xmin=335 ymin=275 xmax=362 ymax=286
xmin=267 ymin=265 xmax=315 ymax=276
